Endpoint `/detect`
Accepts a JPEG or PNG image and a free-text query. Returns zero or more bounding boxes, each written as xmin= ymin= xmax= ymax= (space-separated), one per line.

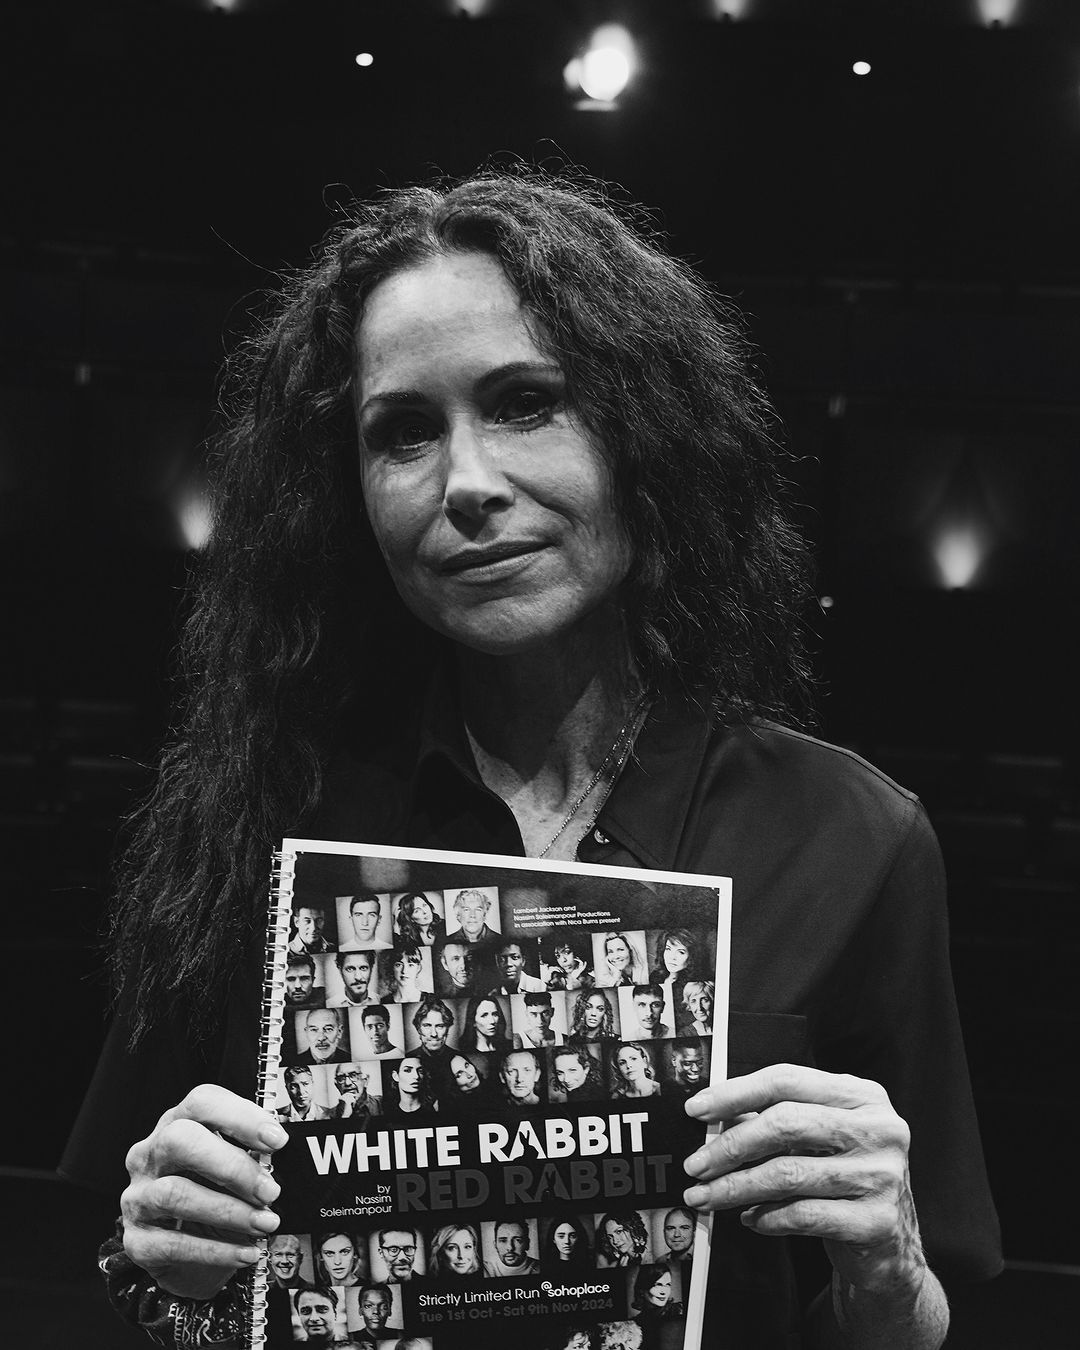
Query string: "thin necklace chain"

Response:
xmin=539 ymin=691 xmax=651 ymax=858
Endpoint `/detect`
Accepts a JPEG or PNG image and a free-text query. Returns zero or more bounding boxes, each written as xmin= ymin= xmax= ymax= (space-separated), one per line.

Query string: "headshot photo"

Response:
xmin=292 ymin=1006 xmax=351 ymax=1065
xmin=392 ymin=891 xmax=445 ymax=948
xmin=539 ymin=1215 xmax=594 ymax=1275
xmin=481 ymin=1217 xmax=540 ymax=1277
xmin=511 ymin=990 xmax=566 ymax=1049
xmin=617 ymin=984 xmax=674 ymax=1041
xmin=495 ymin=1048 xmax=545 ymax=1110
xmin=428 ymin=1222 xmax=482 ymax=1278
xmin=345 ymin=1284 xmax=403 ymax=1341
xmin=628 ymin=1263 xmax=684 ymax=1335
xmin=337 ymin=891 xmax=393 ymax=952
xmin=375 ymin=943 xmax=433 ymax=1004
xmin=568 ymin=987 xmax=620 ymax=1043
xmin=548 ymin=1045 xmax=605 ymax=1104
xmin=351 ymin=1002 xmax=404 ymax=1059
xmin=292 ymin=1286 xmax=347 ymax=1347
xmin=284 ymin=951 xmax=327 ymax=1009
xmin=592 ymin=931 xmax=648 ymax=988
xmin=444 ymin=885 xmax=501 ymax=946
xmin=328 ymin=948 xmax=379 ymax=1008
xmin=596 ymin=1323 xmax=642 ymax=1350
xmin=548 ymin=1325 xmax=594 ymax=1350
xmin=458 ymin=992 xmax=512 ymax=1055
xmin=594 ymin=1209 xmax=652 ymax=1269
xmin=384 ymin=1054 xmax=436 ymax=1118
xmin=679 ymin=980 xmax=714 ymax=1036
xmin=608 ymin=1042 xmax=661 ymax=1099
xmin=491 ymin=934 xmax=546 ymax=994
xmin=662 ymin=1039 xmax=710 ymax=1099
xmin=289 ymin=899 xmax=337 ymax=955
xmin=266 ymin=1232 xmax=313 ymax=1290
xmin=314 ymin=1229 xmax=368 ymax=1288
xmin=540 ymin=931 xmax=595 ymax=991
xmin=439 ymin=1051 xmax=496 ymax=1116
xmin=369 ymin=1227 xmax=425 ymax=1284
xmin=653 ymin=1207 xmax=697 ymax=1268
xmin=326 ymin=1061 xmax=383 ymax=1122
xmin=404 ymin=995 xmax=458 ymax=1062
xmin=274 ymin=1063 xmax=332 ymax=1122
xmin=433 ymin=933 xmax=480 ymax=998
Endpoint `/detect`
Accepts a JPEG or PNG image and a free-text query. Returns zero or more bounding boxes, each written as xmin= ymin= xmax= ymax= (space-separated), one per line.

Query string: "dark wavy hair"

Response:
xmin=109 ymin=167 xmax=813 ymax=1036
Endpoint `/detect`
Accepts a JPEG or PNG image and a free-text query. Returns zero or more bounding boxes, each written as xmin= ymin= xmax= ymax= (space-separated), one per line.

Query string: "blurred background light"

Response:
xmin=933 ymin=522 xmax=989 ymax=589
xmin=975 ymin=0 xmax=1023 ymax=25
xmin=355 ymin=52 xmax=374 ymax=67
xmin=177 ymin=486 xmax=212 ymax=551
xmin=852 ymin=60 xmax=871 ymax=76
xmin=567 ymin=25 xmax=637 ymax=104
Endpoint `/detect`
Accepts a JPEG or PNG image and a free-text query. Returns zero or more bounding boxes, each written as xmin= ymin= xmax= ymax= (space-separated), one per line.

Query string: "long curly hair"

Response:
xmin=109 ymin=167 xmax=813 ymax=1036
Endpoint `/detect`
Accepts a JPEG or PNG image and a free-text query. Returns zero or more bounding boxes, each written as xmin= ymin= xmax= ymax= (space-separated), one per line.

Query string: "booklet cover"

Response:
xmin=252 ymin=840 xmax=731 ymax=1350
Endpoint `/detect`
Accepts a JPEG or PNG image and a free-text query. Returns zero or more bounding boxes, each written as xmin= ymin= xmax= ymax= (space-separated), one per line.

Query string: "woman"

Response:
xmin=648 ymin=928 xmax=699 ymax=1016
xmin=629 ymin=1264 xmax=683 ymax=1350
xmin=442 ymin=1052 xmax=493 ymax=1116
xmin=383 ymin=1054 xmax=436 ymax=1119
xmin=540 ymin=1217 xmax=593 ymax=1275
xmin=428 ymin=1223 xmax=481 ymax=1278
xmin=568 ymin=989 xmax=617 ymax=1043
xmin=393 ymin=891 xmax=444 ymax=948
xmin=595 ymin=1210 xmax=649 ymax=1268
xmin=69 ymin=172 xmax=997 ymax=1349
xmin=680 ymin=980 xmax=714 ymax=1036
xmin=595 ymin=932 xmax=648 ymax=988
xmin=377 ymin=942 xmax=428 ymax=1003
xmin=550 ymin=1046 xmax=605 ymax=1102
xmin=541 ymin=932 xmax=594 ymax=991
xmin=313 ymin=1231 xmax=365 ymax=1288
xmin=609 ymin=1042 xmax=661 ymax=1100
xmin=458 ymin=993 xmax=511 ymax=1055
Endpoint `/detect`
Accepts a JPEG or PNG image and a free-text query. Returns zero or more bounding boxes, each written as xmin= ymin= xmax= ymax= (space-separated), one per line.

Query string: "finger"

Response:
xmin=123 ymin=1221 xmax=263 ymax=1282
xmin=686 ymin=1065 xmax=890 ymax=1122
xmin=128 ymin=1118 xmax=282 ymax=1209
xmin=122 ymin=1172 xmax=281 ymax=1239
xmin=685 ymin=1100 xmax=904 ymax=1180
xmin=158 ymin=1084 xmax=289 ymax=1153
xmin=684 ymin=1149 xmax=889 ymax=1213
xmin=736 ymin=1197 xmax=900 ymax=1244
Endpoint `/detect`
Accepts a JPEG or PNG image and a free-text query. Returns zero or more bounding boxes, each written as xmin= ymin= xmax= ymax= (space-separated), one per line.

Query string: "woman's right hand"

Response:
xmin=121 ymin=1084 xmax=289 ymax=1300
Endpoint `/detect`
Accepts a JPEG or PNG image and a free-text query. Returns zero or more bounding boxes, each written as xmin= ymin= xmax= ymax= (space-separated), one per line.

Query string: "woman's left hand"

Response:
xmin=682 ymin=1064 xmax=926 ymax=1296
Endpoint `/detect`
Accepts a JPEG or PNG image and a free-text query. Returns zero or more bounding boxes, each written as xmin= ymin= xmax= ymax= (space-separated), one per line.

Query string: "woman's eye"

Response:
xmin=368 ymin=416 xmax=437 ymax=455
xmin=496 ymin=388 xmax=556 ymax=424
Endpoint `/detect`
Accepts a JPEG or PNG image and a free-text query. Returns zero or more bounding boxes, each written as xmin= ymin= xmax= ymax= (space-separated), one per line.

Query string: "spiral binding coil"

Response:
xmin=249 ymin=846 xmax=297 ymax=1349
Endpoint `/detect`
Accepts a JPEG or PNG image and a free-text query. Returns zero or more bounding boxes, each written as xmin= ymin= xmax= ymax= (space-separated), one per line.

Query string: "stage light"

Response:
xmin=178 ymin=488 xmax=212 ymax=551
xmin=933 ymin=524 xmax=986 ymax=589
xmin=355 ymin=52 xmax=374 ymax=67
xmin=975 ymin=0 xmax=1022 ymax=26
xmin=566 ymin=25 xmax=637 ymax=105
xmin=852 ymin=60 xmax=871 ymax=77
xmin=709 ymin=0 xmax=751 ymax=17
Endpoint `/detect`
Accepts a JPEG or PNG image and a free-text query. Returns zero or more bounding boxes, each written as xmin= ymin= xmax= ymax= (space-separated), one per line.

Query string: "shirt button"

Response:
xmin=592 ymin=828 xmax=610 ymax=845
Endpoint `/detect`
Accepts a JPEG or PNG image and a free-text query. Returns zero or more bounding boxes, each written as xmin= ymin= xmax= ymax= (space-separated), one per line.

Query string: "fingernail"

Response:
xmin=258 ymin=1122 xmax=289 ymax=1149
xmin=254 ymin=1175 xmax=281 ymax=1205
xmin=684 ymin=1093 xmax=708 ymax=1117
xmin=684 ymin=1149 xmax=708 ymax=1177
xmin=237 ymin=1247 xmax=262 ymax=1265
xmin=251 ymin=1209 xmax=280 ymax=1234
xmin=684 ymin=1186 xmax=709 ymax=1208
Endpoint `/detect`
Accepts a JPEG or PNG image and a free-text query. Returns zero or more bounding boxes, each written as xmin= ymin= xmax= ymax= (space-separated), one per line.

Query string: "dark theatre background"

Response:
xmin=2 ymin=1 xmax=1078 ymax=1345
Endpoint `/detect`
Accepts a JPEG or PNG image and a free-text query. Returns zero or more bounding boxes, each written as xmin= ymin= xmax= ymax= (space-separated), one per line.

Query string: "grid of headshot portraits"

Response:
xmin=269 ymin=872 xmax=718 ymax=1346
xmin=268 ymin=1203 xmax=700 ymax=1348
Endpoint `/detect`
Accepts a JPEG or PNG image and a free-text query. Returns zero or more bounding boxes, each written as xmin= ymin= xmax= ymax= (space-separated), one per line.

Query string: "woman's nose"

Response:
xmin=442 ymin=423 xmax=514 ymax=522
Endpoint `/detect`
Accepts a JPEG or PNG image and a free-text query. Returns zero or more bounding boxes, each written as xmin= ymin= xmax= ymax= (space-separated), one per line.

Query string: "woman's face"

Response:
xmin=409 ymin=897 xmax=434 ymax=926
xmin=475 ymin=999 xmax=500 ymax=1037
xmin=616 ymin=1046 xmax=646 ymax=1081
xmin=319 ymin=1235 xmax=356 ymax=1282
xmin=556 ymin=945 xmax=577 ymax=972
xmin=565 ymin=1335 xmax=590 ymax=1350
xmin=605 ymin=937 xmax=630 ymax=971
xmin=582 ymin=994 xmax=607 ymax=1029
xmin=444 ymin=1229 xmax=476 ymax=1275
xmin=688 ymin=987 xmax=712 ymax=1021
xmin=553 ymin=1222 xmax=578 ymax=1258
xmin=604 ymin=1220 xmax=633 ymax=1256
xmin=395 ymin=951 xmax=421 ymax=982
xmin=355 ymin=252 xmax=630 ymax=658
xmin=451 ymin=1055 xmax=480 ymax=1092
xmin=554 ymin=1053 xmax=587 ymax=1092
xmin=663 ymin=938 xmax=689 ymax=974
xmin=645 ymin=1271 xmax=672 ymax=1308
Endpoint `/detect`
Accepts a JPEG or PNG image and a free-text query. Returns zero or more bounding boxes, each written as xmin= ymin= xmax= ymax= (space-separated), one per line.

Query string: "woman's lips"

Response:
xmin=438 ymin=541 xmax=547 ymax=575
